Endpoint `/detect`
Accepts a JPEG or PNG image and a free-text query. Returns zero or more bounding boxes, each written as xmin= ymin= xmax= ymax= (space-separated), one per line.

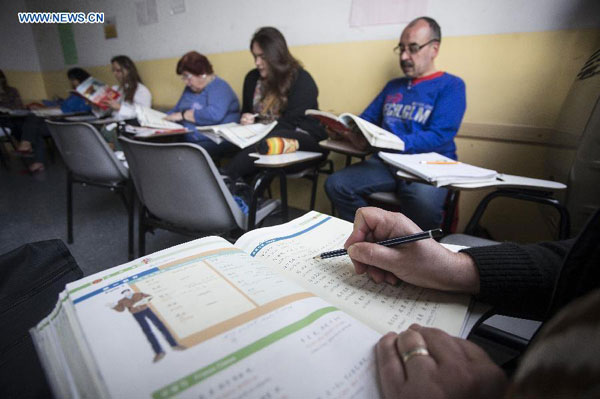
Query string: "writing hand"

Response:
xmin=376 ymin=324 xmax=506 ymax=399
xmin=345 ymin=207 xmax=480 ymax=293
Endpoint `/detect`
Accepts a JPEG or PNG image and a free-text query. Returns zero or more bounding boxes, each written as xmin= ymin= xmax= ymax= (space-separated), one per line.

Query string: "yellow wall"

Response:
xmin=10 ymin=28 xmax=597 ymax=125
xmin=5 ymin=28 xmax=599 ymax=241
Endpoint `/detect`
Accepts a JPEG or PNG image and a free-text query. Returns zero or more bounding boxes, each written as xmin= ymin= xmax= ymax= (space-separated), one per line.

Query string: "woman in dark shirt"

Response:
xmin=224 ymin=26 xmax=327 ymax=179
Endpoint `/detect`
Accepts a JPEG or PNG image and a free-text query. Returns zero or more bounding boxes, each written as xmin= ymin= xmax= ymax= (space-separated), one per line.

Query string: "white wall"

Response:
xmin=2 ymin=0 xmax=599 ymax=71
xmin=0 ymin=0 xmax=42 ymax=70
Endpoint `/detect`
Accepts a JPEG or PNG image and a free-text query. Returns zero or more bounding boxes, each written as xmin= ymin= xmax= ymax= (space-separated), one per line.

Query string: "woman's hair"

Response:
xmin=250 ymin=27 xmax=300 ymax=114
xmin=176 ymin=52 xmax=213 ymax=76
xmin=111 ymin=55 xmax=142 ymax=103
xmin=66 ymin=68 xmax=91 ymax=85
xmin=0 ymin=69 xmax=7 ymax=90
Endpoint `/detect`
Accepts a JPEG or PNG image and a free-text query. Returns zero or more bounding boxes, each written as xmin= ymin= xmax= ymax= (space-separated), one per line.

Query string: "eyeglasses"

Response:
xmin=393 ymin=39 xmax=439 ymax=55
xmin=181 ymin=73 xmax=207 ymax=81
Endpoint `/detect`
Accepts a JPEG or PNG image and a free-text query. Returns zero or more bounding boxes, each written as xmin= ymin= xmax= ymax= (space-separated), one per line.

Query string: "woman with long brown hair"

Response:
xmin=103 ymin=55 xmax=152 ymax=119
xmin=225 ymin=26 xmax=327 ymax=179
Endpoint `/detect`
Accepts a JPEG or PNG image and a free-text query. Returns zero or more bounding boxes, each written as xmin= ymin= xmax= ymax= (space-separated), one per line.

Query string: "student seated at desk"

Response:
xmin=223 ymin=26 xmax=327 ymax=180
xmin=325 ymin=17 xmax=466 ymax=229
xmin=100 ymin=55 xmax=152 ymax=150
xmin=0 ymin=69 xmax=23 ymax=110
xmin=164 ymin=51 xmax=240 ymax=159
xmin=346 ymin=207 xmax=600 ymax=398
xmin=102 ymin=55 xmax=152 ymax=119
xmin=16 ymin=68 xmax=92 ymax=173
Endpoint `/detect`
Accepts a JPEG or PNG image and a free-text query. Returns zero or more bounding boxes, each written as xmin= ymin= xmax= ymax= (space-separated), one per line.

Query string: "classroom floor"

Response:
xmin=0 ymin=149 xmax=306 ymax=276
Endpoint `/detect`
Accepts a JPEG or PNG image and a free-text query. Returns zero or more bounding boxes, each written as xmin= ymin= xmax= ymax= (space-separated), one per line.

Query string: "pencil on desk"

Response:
xmin=314 ymin=228 xmax=443 ymax=260
xmin=420 ymin=161 xmax=461 ymax=165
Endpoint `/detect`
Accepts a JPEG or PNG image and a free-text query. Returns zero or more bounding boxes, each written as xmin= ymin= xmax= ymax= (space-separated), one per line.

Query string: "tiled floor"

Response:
xmin=0 ymin=152 xmax=304 ymax=276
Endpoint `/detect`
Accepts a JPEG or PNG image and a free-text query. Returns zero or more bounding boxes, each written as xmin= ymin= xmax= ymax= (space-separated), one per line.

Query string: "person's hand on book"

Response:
xmin=376 ymin=324 xmax=506 ymax=399
xmin=344 ymin=207 xmax=480 ymax=294
xmin=240 ymin=113 xmax=256 ymax=125
xmin=101 ymin=98 xmax=121 ymax=111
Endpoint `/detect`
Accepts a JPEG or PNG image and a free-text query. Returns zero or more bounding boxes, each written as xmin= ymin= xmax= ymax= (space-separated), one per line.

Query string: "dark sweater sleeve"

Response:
xmin=241 ymin=69 xmax=259 ymax=114
xmin=276 ymin=69 xmax=326 ymax=140
xmin=461 ymin=240 xmax=574 ymax=320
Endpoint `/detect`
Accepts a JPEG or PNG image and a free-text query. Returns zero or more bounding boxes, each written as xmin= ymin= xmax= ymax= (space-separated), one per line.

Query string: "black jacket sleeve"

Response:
xmin=241 ymin=69 xmax=260 ymax=115
xmin=241 ymin=68 xmax=327 ymax=141
xmin=460 ymin=209 xmax=600 ymax=321
xmin=277 ymin=69 xmax=327 ymax=141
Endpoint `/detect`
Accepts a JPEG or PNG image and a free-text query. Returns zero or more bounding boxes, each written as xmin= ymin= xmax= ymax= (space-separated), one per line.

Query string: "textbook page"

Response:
xmin=53 ymin=236 xmax=380 ymax=398
xmin=236 ymin=211 xmax=471 ymax=336
xmin=135 ymin=105 xmax=184 ymax=130
xmin=199 ymin=121 xmax=277 ymax=148
xmin=343 ymin=114 xmax=405 ymax=151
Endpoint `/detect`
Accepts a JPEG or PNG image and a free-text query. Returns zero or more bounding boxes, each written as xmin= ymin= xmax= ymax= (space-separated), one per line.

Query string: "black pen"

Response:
xmin=314 ymin=228 xmax=443 ymax=260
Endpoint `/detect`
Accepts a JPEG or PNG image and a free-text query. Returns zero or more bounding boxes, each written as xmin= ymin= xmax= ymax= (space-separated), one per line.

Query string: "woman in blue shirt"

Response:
xmin=164 ymin=51 xmax=240 ymax=159
xmin=17 ymin=68 xmax=92 ymax=173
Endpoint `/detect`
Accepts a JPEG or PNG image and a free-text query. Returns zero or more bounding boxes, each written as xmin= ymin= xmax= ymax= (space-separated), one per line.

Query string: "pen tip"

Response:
xmin=312 ymin=255 xmax=322 ymax=260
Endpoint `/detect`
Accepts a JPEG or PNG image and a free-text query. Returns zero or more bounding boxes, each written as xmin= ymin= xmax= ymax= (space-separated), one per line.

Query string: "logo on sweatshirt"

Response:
xmin=383 ymin=100 xmax=433 ymax=124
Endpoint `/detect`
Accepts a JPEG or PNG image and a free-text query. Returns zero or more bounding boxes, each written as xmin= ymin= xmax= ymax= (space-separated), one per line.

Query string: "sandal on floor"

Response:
xmin=29 ymin=163 xmax=45 ymax=173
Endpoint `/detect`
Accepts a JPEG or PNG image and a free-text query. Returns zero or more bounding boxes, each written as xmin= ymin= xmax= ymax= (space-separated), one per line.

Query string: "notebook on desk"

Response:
xmin=380 ymin=152 xmax=499 ymax=187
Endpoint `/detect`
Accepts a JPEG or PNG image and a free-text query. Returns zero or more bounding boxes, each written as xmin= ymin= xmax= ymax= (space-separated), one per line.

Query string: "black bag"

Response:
xmin=0 ymin=240 xmax=83 ymax=399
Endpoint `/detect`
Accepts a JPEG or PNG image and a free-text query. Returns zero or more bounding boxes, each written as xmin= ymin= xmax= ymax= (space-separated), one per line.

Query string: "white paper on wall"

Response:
xmin=349 ymin=0 xmax=428 ymax=27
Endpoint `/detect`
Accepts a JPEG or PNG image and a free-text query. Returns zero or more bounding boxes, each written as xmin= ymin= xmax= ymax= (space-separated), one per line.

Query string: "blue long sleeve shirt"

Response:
xmin=168 ymin=77 xmax=240 ymax=132
xmin=60 ymin=93 xmax=91 ymax=113
xmin=360 ymin=72 xmax=466 ymax=159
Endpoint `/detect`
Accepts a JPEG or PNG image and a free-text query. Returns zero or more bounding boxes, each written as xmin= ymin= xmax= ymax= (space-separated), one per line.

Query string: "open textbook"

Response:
xmin=31 ymin=212 xmax=471 ymax=399
xmin=197 ymin=121 xmax=278 ymax=149
xmin=134 ymin=105 xmax=189 ymax=133
xmin=306 ymin=109 xmax=405 ymax=151
xmin=379 ymin=151 xmax=499 ymax=187
xmin=74 ymin=77 xmax=120 ymax=110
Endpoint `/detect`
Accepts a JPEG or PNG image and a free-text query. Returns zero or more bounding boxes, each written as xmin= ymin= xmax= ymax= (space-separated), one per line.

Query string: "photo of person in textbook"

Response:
xmin=164 ymin=51 xmax=240 ymax=159
xmin=345 ymin=206 xmax=600 ymax=398
xmin=111 ymin=288 xmax=186 ymax=363
xmin=223 ymin=26 xmax=328 ymax=180
xmin=325 ymin=17 xmax=466 ymax=229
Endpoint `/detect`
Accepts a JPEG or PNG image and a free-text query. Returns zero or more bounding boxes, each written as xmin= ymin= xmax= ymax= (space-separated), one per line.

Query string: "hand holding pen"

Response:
xmin=338 ymin=207 xmax=480 ymax=293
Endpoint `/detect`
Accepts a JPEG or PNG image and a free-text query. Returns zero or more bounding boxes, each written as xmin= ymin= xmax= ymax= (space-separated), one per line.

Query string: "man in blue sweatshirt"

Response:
xmin=325 ymin=17 xmax=466 ymax=229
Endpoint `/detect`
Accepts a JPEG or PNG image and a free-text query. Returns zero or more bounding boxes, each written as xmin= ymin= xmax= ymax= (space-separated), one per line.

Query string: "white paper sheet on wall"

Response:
xmin=349 ymin=0 xmax=428 ymax=27
xmin=135 ymin=0 xmax=159 ymax=26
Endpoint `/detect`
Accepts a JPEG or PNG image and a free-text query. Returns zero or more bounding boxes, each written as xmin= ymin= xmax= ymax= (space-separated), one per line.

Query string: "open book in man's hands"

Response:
xmin=306 ymin=109 xmax=405 ymax=151
xmin=30 ymin=211 xmax=471 ymax=399
xmin=73 ymin=77 xmax=120 ymax=110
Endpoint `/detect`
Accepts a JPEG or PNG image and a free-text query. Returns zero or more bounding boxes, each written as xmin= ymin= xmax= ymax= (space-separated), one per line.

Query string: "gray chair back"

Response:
xmin=118 ymin=137 xmax=247 ymax=233
xmin=46 ymin=120 xmax=128 ymax=184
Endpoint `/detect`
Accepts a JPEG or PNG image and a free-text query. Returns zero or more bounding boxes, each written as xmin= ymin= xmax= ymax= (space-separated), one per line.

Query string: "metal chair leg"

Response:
xmin=67 ymin=171 xmax=73 ymax=244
